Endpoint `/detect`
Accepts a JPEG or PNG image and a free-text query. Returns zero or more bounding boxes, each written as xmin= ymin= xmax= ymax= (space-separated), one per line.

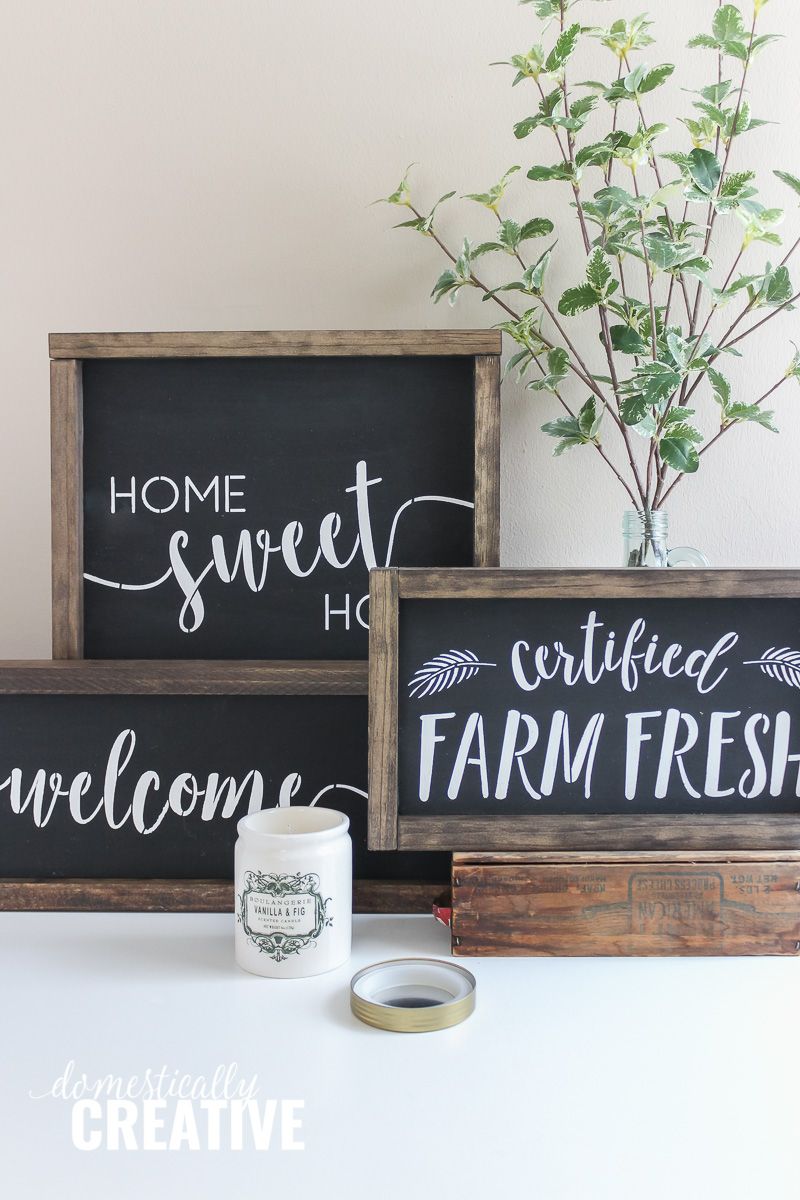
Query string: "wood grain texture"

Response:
xmin=473 ymin=355 xmax=501 ymax=568
xmin=0 ymin=878 xmax=445 ymax=914
xmin=396 ymin=567 xmax=800 ymax=600
xmin=0 ymin=660 xmax=368 ymax=694
xmin=50 ymin=359 xmax=84 ymax=659
xmin=451 ymin=859 xmax=800 ymax=956
xmin=368 ymin=568 xmax=400 ymax=850
xmin=454 ymin=850 xmax=800 ymax=865
xmin=399 ymin=814 xmax=800 ymax=851
xmin=49 ymin=330 xmax=503 ymax=359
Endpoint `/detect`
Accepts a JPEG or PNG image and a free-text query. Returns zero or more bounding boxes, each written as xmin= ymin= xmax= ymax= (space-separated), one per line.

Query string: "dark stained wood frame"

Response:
xmin=368 ymin=568 xmax=800 ymax=853
xmin=49 ymin=330 xmax=501 ymax=659
xmin=0 ymin=660 xmax=446 ymax=913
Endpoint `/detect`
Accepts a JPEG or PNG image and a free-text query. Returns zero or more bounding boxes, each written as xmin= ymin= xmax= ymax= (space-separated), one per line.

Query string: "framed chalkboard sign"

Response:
xmin=50 ymin=330 xmax=500 ymax=660
xmin=368 ymin=569 xmax=800 ymax=852
xmin=0 ymin=661 xmax=447 ymax=912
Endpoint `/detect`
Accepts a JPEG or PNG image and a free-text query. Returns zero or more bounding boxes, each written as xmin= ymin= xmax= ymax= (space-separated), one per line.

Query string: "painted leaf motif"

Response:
xmin=743 ymin=646 xmax=800 ymax=689
xmin=408 ymin=650 xmax=496 ymax=699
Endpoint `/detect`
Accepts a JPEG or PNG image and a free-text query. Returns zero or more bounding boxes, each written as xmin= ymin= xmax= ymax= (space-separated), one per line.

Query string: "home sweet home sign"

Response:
xmin=50 ymin=331 xmax=500 ymax=660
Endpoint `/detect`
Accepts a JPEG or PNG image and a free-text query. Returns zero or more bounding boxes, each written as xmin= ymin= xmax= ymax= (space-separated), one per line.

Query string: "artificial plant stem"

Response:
xmin=534 ymin=78 xmax=569 ymax=164
xmin=533 ymin=70 xmax=646 ymax=503
xmin=537 ymin=294 xmax=616 ymax=412
xmin=411 ymin=205 xmax=612 ymax=398
xmin=659 ymin=375 xmax=790 ymax=507
xmin=681 ymin=288 xmax=797 ymax=409
xmin=781 ymin=233 xmax=800 ymax=267
xmin=532 ymin=349 xmax=639 ymax=506
xmin=725 ymin=292 xmax=800 ymax=349
xmin=622 ymin=53 xmax=693 ymax=324
xmin=632 ymin=173 xmax=658 ymax=360
xmin=689 ymin=247 xmax=745 ymax=358
xmin=691 ymin=14 xmax=757 ymax=332
xmin=604 ymin=60 xmax=624 ymax=188
xmin=664 ymin=273 xmax=676 ymax=329
xmin=408 ymin=205 xmax=524 ymax=321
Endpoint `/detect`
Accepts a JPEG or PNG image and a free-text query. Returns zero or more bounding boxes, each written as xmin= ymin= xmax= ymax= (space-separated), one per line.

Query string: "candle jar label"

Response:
xmin=238 ymin=871 xmax=331 ymax=962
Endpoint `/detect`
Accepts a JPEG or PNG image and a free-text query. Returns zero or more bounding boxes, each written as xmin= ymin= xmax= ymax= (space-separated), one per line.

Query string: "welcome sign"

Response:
xmin=368 ymin=569 xmax=800 ymax=852
xmin=0 ymin=662 xmax=445 ymax=884
xmin=50 ymin=331 xmax=500 ymax=660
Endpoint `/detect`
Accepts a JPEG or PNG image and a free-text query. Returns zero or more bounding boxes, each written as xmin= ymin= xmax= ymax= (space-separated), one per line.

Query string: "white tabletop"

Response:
xmin=1 ymin=911 xmax=797 ymax=1198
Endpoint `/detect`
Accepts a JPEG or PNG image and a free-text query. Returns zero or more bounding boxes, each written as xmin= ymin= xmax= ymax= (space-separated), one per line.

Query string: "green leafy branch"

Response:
xmin=376 ymin=0 xmax=797 ymax=512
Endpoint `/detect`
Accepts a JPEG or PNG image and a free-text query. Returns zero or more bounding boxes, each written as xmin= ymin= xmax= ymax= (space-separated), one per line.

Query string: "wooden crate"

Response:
xmin=451 ymin=852 xmax=800 ymax=957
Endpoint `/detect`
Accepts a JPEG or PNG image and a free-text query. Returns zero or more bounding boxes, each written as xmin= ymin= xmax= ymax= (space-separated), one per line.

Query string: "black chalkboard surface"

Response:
xmin=49 ymin=332 xmax=500 ymax=660
xmin=0 ymin=665 xmax=446 ymax=882
xmin=368 ymin=570 xmax=800 ymax=852
xmin=398 ymin=595 xmax=800 ymax=815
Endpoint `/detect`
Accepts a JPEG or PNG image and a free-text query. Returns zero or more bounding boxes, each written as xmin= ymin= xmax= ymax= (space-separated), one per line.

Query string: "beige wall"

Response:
xmin=1 ymin=0 xmax=799 ymax=657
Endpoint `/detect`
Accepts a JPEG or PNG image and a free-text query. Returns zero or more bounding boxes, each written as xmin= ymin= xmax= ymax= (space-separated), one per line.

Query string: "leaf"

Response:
xmin=578 ymin=396 xmax=603 ymax=439
xmin=620 ymin=393 xmax=652 ymax=425
xmin=527 ymin=163 xmax=574 ymax=182
xmin=408 ymin=650 xmax=496 ymax=699
xmin=629 ymin=412 xmax=658 ymax=438
xmin=524 ymin=242 xmax=557 ymax=292
xmin=726 ymin=402 xmax=778 ymax=431
xmin=708 ymin=368 xmax=731 ymax=410
xmin=639 ymin=63 xmax=675 ymax=94
xmin=723 ymin=39 xmax=749 ymax=61
xmin=553 ymin=436 xmax=587 ymax=456
xmin=610 ymin=325 xmax=648 ymax=355
xmin=688 ymin=34 xmax=720 ymax=49
xmin=688 ymin=148 xmax=722 ymax=194
xmin=659 ymin=436 xmax=700 ymax=474
xmin=664 ymin=421 xmax=703 ymax=444
xmin=667 ymin=331 xmax=690 ymax=369
xmin=743 ymin=647 xmax=800 ymax=690
xmin=527 ymin=346 xmax=570 ymax=393
xmin=586 ymin=248 xmax=612 ymax=293
xmin=623 ymin=63 xmax=648 ymax=94
xmin=774 ymin=170 xmax=800 ymax=203
xmin=752 ymin=409 xmax=779 ymax=432
xmin=558 ymin=284 xmax=602 ymax=315
xmin=373 ymin=162 xmax=416 ymax=207
xmin=751 ymin=33 xmax=783 ymax=56
xmin=699 ymin=80 xmax=734 ymax=105
xmin=503 ymin=348 xmax=532 ymax=380
xmin=545 ymin=22 xmax=581 ymax=74
xmin=520 ymin=217 xmax=555 ymax=240
xmin=680 ymin=256 xmax=713 ymax=279
xmin=541 ymin=416 xmax=581 ymax=439
xmin=764 ymin=265 xmax=793 ymax=306
xmin=515 ymin=114 xmax=546 ymax=139
xmin=575 ymin=141 xmax=614 ymax=170
xmin=593 ymin=185 xmax=640 ymax=213
xmin=713 ymin=5 xmax=746 ymax=44
xmin=571 ymin=95 xmax=598 ymax=119
xmin=462 ymin=166 xmax=520 ymax=212
xmin=497 ymin=220 xmax=522 ymax=251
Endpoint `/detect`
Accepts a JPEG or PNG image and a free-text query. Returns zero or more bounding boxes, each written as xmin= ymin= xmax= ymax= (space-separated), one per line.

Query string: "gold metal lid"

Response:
xmin=350 ymin=958 xmax=476 ymax=1033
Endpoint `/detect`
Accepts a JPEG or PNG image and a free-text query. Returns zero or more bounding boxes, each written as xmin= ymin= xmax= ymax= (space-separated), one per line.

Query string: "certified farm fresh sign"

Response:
xmin=397 ymin=596 xmax=800 ymax=814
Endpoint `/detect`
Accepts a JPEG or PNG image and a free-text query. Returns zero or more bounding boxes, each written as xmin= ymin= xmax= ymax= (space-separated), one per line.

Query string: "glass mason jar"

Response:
xmin=622 ymin=510 xmax=709 ymax=569
xmin=235 ymin=806 xmax=352 ymax=979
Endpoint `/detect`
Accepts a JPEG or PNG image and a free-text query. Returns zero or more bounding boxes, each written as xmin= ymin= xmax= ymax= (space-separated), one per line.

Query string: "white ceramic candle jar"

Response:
xmin=235 ymin=807 xmax=352 ymax=978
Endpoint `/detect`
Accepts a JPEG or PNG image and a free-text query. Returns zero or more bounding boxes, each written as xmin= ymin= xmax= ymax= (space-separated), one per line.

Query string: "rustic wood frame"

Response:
xmin=0 ymin=660 xmax=445 ymax=913
xmin=368 ymin=568 xmax=800 ymax=853
xmin=49 ymin=330 xmax=501 ymax=659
